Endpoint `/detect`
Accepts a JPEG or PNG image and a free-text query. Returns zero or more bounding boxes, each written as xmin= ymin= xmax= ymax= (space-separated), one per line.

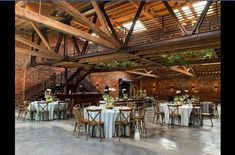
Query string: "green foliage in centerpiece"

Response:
xmin=102 ymin=94 xmax=114 ymax=108
xmin=191 ymin=95 xmax=200 ymax=102
xmin=44 ymin=89 xmax=53 ymax=102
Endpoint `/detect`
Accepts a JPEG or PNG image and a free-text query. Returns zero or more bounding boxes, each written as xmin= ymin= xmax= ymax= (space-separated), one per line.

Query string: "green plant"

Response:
xmin=163 ymin=49 xmax=214 ymax=66
xmin=163 ymin=54 xmax=187 ymax=66
xmin=103 ymin=61 xmax=136 ymax=70
xmin=199 ymin=49 xmax=213 ymax=60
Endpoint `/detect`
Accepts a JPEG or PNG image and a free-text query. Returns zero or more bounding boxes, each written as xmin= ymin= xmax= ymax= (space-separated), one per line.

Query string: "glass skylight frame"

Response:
xmin=122 ymin=20 xmax=146 ymax=33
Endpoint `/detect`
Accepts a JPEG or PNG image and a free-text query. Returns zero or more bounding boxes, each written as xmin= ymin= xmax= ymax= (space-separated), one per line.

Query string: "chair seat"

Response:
xmin=77 ymin=118 xmax=88 ymax=123
xmin=133 ymin=114 xmax=144 ymax=119
xmin=169 ymin=114 xmax=181 ymax=117
xmin=115 ymin=121 xmax=130 ymax=125
xmin=88 ymin=121 xmax=104 ymax=126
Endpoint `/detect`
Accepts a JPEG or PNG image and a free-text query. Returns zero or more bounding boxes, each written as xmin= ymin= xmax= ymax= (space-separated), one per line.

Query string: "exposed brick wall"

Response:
xmin=88 ymin=72 xmax=135 ymax=97
xmin=137 ymin=75 xmax=220 ymax=101
xmin=15 ymin=53 xmax=64 ymax=94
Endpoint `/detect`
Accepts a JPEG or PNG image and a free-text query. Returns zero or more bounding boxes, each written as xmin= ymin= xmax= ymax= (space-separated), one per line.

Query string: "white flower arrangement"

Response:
xmin=102 ymin=94 xmax=114 ymax=108
xmin=44 ymin=89 xmax=53 ymax=102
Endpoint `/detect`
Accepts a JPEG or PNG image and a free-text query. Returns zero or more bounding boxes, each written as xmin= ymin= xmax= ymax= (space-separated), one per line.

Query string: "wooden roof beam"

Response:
xmin=53 ymin=0 xmax=120 ymax=48
xmin=191 ymin=1 xmax=213 ymax=35
xmin=123 ymin=1 xmax=145 ymax=48
xmin=36 ymin=30 xmax=220 ymax=66
xmin=125 ymin=70 xmax=159 ymax=78
xmin=163 ymin=1 xmax=188 ymax=36
xmin=130 ymin=0 xmax=160 ymax=25
xmin=15 ymin=6 xmax=117 ymax=49
xmin=91 ymin=0 xmax=110 ymax=36
xmin=100 ymin=4 xmax=121 ymax=44
xmin=52 ymin=61 xmax=89 ymax=68
xmin=170 ymin=66 xmax=195 ymax=77
xmin=15 ymin=35 xmax=63 ymax=60
xmin=30 ymin=22 xmax=52 ymax=51
xmin=16 ymin=47 xmax=61 ymax=60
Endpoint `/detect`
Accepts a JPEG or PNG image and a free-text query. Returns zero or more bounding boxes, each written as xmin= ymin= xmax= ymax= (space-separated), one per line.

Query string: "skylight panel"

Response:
xmin=207 ymin=6 xmax=213 ymax=15
xmin=193 ymin=1 xmax=207 ymax=16
xmin=174 ymin=9 xmax=184 ymax=21
xmin=122 ymin=20 xmax=146 ymax=33
xmin=182 ymin=6 xmax=193 ymax=19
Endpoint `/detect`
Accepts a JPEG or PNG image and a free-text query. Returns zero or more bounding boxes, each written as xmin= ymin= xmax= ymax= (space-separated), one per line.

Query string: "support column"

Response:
xmin=64 ymin=68 xmax=68 ymax=93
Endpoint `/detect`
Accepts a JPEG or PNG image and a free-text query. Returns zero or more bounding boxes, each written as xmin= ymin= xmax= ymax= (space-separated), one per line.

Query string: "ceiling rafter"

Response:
xmin=170 ymin=66 xmax=195 ymax=77
xmin=15 ymin=34 xmax=63 ymax=60
xmin=123 ymin=1 xmax=145 ymax=48
xmin=15 ymin=5 xmax=117 ymax=49
xmin=191 ymin=0 xmax=213 ymax=35
xmin=162 ymin=1 xmax=189 ymax=36
xmin=36 ymin=30 xmax=220 ymax=67
xmin=125 ymin=70 xmax=159 ymax=78
xmin=100 ymin=3 xmax=121 ymax=44
xmin=53 ymin=0 xmax=120 ymax=48
xmin=16 ymin=47 xmax=61 ymax=60
xmin=129 ymin=0 xmax=160 ymax=25
xmin=81 ymin=14 xmax=98 ymax=55
xmin=30 ymin=22 xmax=52 ymax=51
xmin=91 ymin=0 xmax=110 ymax=36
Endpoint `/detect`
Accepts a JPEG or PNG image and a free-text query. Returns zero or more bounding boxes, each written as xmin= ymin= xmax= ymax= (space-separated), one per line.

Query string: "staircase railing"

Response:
xmin=15 ymin=66 xmax=101 ymax=107
xmin=15 ymin=68 xmax=77 ymax=105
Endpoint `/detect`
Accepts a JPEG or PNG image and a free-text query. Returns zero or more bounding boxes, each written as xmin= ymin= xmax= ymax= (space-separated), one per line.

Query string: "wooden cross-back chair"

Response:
xmin=167 ymin=104 xmax=181 ymax=126
xmin=115 ymin=108 xmax=133 ymax=141
xmin=133 ymin=106 xmax=147 ymax=138
xmin=53 ymin=101 xmax=67 ymax=119
xmin=86 ymin=109 xmax=104 ymax=142
xmin=17 ymin=100 xmax=35 ymax=120
xmin=153 ymin=101 xmax=165 ymax=124
xmin=37 ymin=102 xmax=49 ymax=121
xmin=72 ymin=105 xmax=88 ymax=137
xmin=16 ymin=99 xmax=26 ymax=120
xmin=201 ymin=103 xmax=214 ymax=127
xmin=212 ymin=100 xmax=219 ymax=118
xmin=190 ymin=104 xmax=202 ymax=127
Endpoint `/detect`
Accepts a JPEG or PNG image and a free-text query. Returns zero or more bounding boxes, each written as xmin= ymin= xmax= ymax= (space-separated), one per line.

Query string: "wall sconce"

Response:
xmin=152 ymin=83 xmax=156 ymax=91
xmin=170 ymin=85 xmax=174 ymax=92
xmin=191 ymin=85 xmax=195 ymax=91
xmin=96 ymin=82 xmax=99 ymax=88
xmin=214 ymin=85 xmax=218 ymax=91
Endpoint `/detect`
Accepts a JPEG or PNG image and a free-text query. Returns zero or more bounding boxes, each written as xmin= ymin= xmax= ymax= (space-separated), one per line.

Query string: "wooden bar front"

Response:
xmin=56 ymin=93 xmax=103 ymax=105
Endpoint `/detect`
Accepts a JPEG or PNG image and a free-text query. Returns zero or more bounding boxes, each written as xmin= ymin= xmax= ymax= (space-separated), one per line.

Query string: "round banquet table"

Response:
xmin=84 ymin=105 xmax=131 ymax=138
xmin=160 ymin=102 xmax=193 ymax=126
xmin=26 ymin=101 xmax=66 ymax=121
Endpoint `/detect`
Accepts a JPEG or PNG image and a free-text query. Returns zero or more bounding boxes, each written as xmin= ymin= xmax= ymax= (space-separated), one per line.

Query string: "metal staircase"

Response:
xmin=15 ymin=67 xmax=99 ymax=106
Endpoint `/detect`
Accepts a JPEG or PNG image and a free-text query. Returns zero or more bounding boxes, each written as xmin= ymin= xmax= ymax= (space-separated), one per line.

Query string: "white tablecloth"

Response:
xmin=26 ymin=101 xmax=66 ymax=120
xmin=160 ymin=102 xmax=193 ymax=126
xmin=84 ymin=105 xmax=131 ymax=138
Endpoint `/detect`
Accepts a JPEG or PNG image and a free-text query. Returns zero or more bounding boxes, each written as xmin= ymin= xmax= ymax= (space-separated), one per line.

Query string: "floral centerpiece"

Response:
xmin=174 ymin=90 xmax=189 ymax=105
xmin=44 ymin=89 xmax=53 ymax=102
xmin=191 ymin=95 xmax=200 ymax=102
xmin=102 ymin=94 xmax=114 ymax=109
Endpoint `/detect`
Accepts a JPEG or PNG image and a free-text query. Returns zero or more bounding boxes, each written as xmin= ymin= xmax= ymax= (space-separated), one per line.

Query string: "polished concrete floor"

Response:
xmin=15 ymin=106 xmax=220 ymax=155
